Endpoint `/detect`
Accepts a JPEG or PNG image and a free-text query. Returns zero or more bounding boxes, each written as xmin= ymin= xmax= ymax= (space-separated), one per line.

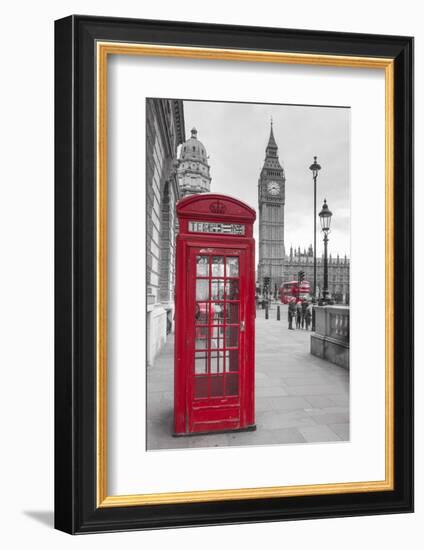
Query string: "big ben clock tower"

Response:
xmin=258 ymin=122 xmax=286 ymax=295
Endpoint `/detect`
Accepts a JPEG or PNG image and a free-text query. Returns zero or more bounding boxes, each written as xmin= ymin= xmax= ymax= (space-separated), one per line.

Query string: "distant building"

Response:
xmin=284 ymin=245 xmax=350 ymax=303
xmin=257 ymin=122 xmax=286 ymax=293
xmin=146 ymin=98 xmax=185 ymax=366
xmin=177 ymin=127 xmax=212 ymax=197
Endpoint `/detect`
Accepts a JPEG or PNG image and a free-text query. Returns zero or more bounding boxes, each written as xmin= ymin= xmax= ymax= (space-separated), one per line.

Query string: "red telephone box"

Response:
xmin=174 ymin=194 xmax=256 ymax=435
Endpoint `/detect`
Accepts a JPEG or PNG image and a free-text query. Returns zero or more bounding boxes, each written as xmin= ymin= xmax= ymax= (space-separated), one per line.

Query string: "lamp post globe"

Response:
xmin=319 ymin=199 xmax=333 ymax=302
xmin=309 ymin=156 xmax=322 ymax=178
xmin=319 ymin=198 xmax=332 ymax=232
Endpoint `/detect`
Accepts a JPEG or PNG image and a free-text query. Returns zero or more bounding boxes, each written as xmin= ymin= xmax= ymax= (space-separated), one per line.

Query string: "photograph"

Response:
xmin=146 ymin=98 xmax=350 ymax=450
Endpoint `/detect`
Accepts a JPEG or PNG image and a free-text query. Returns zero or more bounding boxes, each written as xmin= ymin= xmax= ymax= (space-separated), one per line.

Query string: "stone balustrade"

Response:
xmin=310 ymin=305 xmax=349 ymax=368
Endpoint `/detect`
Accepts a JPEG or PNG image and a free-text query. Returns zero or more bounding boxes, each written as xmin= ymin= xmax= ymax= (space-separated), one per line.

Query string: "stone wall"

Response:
xmin=310 ymin=305 xmax=350 ymax=368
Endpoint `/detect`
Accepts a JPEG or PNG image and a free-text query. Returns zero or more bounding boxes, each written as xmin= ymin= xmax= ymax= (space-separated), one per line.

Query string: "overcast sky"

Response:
xmin=181 ymin=100 xmax=350 ymax=258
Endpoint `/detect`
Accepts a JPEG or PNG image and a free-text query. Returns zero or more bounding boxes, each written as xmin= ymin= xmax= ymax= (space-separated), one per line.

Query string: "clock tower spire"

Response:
xmin=258 ymin=122 xmax=286 ymax=295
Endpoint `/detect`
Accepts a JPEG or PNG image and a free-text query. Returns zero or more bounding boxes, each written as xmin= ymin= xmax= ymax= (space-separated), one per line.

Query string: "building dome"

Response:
xmin=177 ymin=128 xmax=211 ymax=197
xmin=180 ymin=128 xmax=208 ymax=161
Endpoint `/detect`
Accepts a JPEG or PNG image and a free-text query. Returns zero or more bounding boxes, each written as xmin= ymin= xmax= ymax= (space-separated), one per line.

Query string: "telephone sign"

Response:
xmin=188 ymin=221 xmax=245 ymax=235
xmin=174 ymin=194 xmax=256 ymax=436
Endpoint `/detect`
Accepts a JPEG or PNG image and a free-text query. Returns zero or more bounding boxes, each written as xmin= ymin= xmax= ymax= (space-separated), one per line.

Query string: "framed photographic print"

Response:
xmin=54 ymin=15 xmax=413 ymax=533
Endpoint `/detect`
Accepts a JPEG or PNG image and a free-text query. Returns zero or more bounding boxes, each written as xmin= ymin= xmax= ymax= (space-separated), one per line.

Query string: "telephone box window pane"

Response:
xmin=196 ymin=256 xmax=209 ymax=276
xmin=227 ymin=349 xmax=239 ymax=372
xmin=195 ymin=333 xmax=208 ymax=350
xmin=195 ymin=302 xmax=209 ymax=324
xmin=194 ymin=376 xmax=208 ymax=398
xmin=194 ymin=353 xmax=207 ymax=374
xmin=196 ymin=279 xmax=209 ymax=301
xmin=210 ymin=326 xmax=224 ymax=349
xmin=226 ymin=325 xmax=239 ymax=348
xmin=226 ymin=257 xmax=239 ymax=277
xmin=226 ymin=302 xmax=239 ymax=324
xmin=211 ymin=256 xmax=224 ymax=277
xmin=211 ymin=279 xmax=225 ymax=300
xmin=210 ymin=374 xmax=224 ymax=397
xmin=225 ymin=279 xmax=239 ymax=300
xmin=211 ymin=302 xmax=225 ymax=324
xmin=210 ymin=351 xmax=224 ymax=373
xmin=226 ymin=373 xmax=239 ymax=396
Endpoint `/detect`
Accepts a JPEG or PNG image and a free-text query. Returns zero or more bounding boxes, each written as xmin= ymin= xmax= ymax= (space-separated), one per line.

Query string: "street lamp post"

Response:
xmin=309 ymin=156 xmax=321 ymax=300
xmin=319 ymin=199 xmax=333 ymax=303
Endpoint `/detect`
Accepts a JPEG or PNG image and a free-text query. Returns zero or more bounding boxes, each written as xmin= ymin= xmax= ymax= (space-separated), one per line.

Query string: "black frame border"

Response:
xmin=54 ymin=15 xmax=414 ymax=534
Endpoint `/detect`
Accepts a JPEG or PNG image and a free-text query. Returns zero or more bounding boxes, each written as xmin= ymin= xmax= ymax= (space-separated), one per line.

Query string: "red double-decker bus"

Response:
xmin=279 ymin=280 xmax=311 ymax=304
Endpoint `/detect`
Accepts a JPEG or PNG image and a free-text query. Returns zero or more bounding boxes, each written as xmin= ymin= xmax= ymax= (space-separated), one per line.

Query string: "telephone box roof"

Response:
xmin=177 ymin=193 xmax=256 ymax=222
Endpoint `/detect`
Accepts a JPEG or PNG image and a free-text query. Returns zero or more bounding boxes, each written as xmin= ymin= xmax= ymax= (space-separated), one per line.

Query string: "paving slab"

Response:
xmin=298 ymin=425 xmax=341 ymax=443
xmin=304 ymin=395 xmax=342 ymax=408
xmin=329 ymin=423 xmax=350 ymax=440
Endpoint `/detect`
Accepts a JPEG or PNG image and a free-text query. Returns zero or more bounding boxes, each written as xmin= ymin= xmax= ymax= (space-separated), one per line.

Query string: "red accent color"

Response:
xmin=174 ymin=194 xmax=256 ymax=435
xmin=209 ymin=200 xmax=226 ymax=214
xmin=280 ymin=281 xmax=312 ymax=304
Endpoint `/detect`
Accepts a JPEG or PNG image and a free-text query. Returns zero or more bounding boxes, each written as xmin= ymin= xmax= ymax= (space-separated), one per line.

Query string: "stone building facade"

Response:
xmin=257 ymin=123 xmax=286 ymax=292
xmin=284 ymin=245 xmax=350 ymax=304
xmin=146 ymin=98 xmax=185 ymax=366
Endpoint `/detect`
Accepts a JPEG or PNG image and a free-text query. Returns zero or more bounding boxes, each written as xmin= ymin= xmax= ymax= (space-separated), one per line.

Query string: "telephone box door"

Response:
xmin=188 ymin=247 xmax=249 ymax=433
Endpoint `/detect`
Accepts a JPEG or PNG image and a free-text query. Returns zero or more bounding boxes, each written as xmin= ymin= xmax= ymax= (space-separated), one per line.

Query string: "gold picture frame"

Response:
xmin=96 ymin=42 xmax=394 ymax=507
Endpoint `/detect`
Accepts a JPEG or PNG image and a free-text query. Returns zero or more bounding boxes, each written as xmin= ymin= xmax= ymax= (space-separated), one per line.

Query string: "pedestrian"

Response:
xmin=296 ymin=301 xmax=302 ymax=329
xmin=305 ymin=302 xmax=313 ymax=330
xmin=288 ymin=300 xmax=296 ymax=330
xmin=301 ymin=300 xmax=308 ymax=329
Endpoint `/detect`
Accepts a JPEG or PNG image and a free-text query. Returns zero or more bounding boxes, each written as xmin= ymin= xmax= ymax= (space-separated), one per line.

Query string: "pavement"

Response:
xmin=146 ymin=303 xmax=349 ymax=450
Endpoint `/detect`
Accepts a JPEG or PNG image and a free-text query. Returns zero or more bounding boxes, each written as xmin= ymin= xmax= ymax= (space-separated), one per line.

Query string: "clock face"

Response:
xmin=267 ymin=181 xmax=280 ymax=196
